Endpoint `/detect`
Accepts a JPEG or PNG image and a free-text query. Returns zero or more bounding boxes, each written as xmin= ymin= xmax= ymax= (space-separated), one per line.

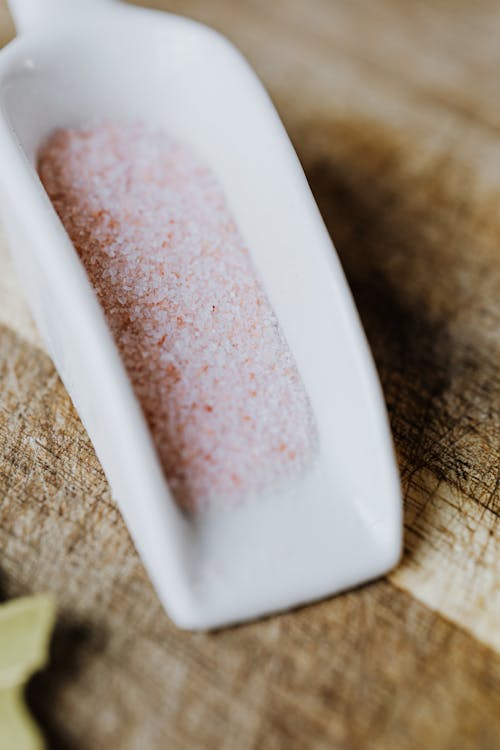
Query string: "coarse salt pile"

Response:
xmin=38 ymin=122 xmax=316 ymax=511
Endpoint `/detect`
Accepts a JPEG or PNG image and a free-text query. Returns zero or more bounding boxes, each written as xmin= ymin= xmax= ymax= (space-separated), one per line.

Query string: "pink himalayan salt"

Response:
xmin=38 ymin=122 xmax=316 ymax=511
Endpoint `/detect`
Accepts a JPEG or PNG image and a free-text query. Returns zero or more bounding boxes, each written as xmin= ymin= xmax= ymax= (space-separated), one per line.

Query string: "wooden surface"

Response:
xmin=0 ymin=0 xmax=499 ymax=748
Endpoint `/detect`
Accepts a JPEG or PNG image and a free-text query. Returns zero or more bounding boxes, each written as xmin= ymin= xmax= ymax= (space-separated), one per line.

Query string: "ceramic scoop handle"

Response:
xmin=8 ymin=0 xmax=118 ymax=33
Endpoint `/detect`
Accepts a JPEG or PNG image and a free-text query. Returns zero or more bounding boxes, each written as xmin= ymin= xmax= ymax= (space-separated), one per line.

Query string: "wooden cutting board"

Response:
xmin=0 ymin=0 xmax=499 ymax=748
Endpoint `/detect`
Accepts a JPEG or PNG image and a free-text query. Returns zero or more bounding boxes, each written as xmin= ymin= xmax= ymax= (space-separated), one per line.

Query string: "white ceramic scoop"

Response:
xmin=0 ymin=0 xmax=402 ymax=629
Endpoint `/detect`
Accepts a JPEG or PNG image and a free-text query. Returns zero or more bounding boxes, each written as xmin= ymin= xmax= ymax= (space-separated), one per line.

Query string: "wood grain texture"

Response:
xmin=0 ymin=0 xmax=499 ymax=748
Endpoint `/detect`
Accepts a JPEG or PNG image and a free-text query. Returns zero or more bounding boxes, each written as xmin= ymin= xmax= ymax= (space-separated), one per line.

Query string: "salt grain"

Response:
xmin=38 ymin=122 xmax=316 ymax=511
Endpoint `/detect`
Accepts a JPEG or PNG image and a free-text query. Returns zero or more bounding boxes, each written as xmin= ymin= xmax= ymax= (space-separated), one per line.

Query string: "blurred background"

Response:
xmin=0 ymin=1 xmax=499 ymax=749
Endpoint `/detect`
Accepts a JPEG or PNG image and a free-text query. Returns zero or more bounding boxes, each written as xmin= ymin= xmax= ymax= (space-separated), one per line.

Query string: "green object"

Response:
xmin=0 ymin=594 xmax=56 ymax=750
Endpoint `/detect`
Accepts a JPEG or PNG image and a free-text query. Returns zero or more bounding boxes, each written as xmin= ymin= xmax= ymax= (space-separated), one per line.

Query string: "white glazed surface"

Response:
xmin=0 ymin=0 xmax=402 ymax=628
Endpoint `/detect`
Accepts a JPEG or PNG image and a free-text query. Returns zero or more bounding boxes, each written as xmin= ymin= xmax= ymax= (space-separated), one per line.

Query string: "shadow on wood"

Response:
xmin=26 ymin=620 xmax=107 ymax=750
xmin=296 ymin=114 xmax=499 ymax=546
